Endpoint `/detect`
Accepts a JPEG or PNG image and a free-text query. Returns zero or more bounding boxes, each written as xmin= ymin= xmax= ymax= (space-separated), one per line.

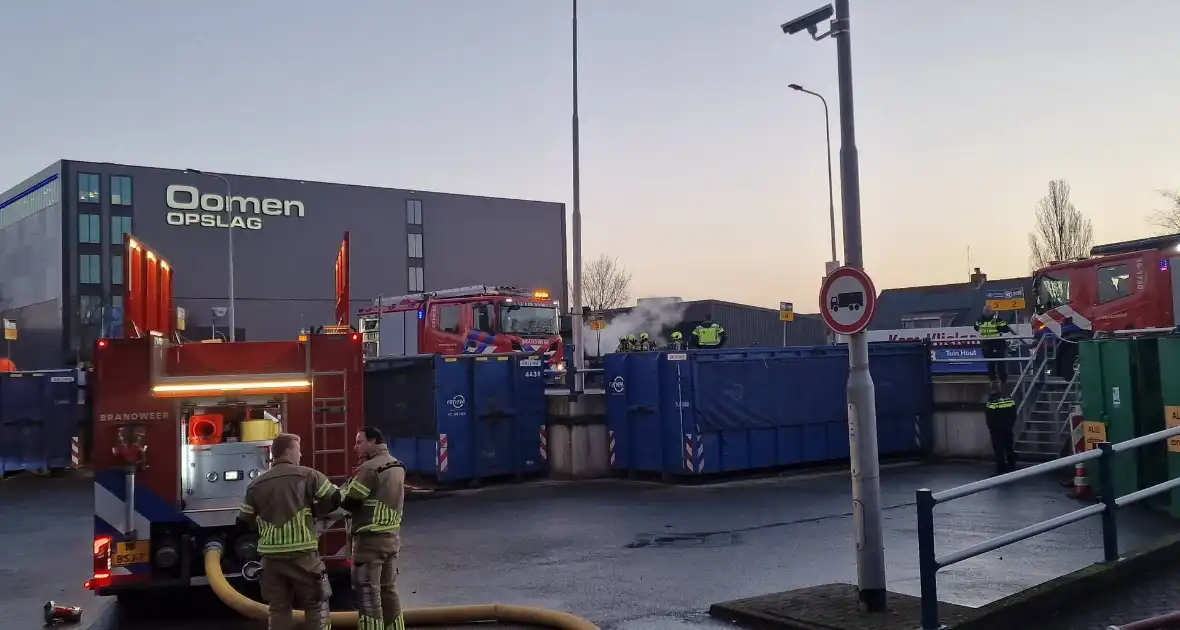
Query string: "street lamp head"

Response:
xmin=780 ymin=5 xmax=834 ymax=36
xmin=184 ymin=168 xmax=204 ymax=175
xmin=788 ymin=84 xmax=804 ymax=91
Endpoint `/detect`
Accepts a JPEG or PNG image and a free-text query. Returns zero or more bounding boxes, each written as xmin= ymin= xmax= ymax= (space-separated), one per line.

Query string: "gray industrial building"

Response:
xmin=0 ymin=160 xmax=567 ymax=369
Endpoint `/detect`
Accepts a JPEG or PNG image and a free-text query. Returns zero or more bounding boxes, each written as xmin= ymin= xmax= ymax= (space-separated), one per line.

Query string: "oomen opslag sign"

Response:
xmin=164 ymin=184 xmax=306 ymax=231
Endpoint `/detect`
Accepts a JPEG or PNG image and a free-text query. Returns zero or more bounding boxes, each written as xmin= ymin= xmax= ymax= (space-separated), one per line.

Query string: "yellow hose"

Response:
xmin=203 ymin=544 xmax=599 ymax=629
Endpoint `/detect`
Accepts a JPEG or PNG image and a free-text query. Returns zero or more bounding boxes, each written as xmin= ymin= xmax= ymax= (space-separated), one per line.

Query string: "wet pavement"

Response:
xmin=3 ymin=462 xmax=1178 ymax=630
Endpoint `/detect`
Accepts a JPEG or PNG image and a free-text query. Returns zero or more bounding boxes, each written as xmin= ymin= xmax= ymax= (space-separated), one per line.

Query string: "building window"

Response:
xmin=78 ymin=173 xmax=100 ymax=203
xmin=408 ymin=266 xmax=424 ymax=291
xmin=900 ymin=313 xmax=955 ymax=329
xmin=79 ymin=295 xmax=103 ymax=324
xmin=79 ymin=213 xmax=101 ymax=244
xmin=79 ymin=254 xmax=101 ymax=284
xmin=407 ymin=233 xmax=423 ymax=258
xmin=110 ymin=176 xmax=132 ymax=206
xmin=111 ymin=216 xmax=132 ymax=245
xmin=1097 ymin=264 xmax=1132 ymax=303
xmin=111 ymin=254 xmax=123 ymax=284
xmin=438 ymin=305 xmax=461 ymax=333
xmin=406 ymin=199 xmax=422 ymax=225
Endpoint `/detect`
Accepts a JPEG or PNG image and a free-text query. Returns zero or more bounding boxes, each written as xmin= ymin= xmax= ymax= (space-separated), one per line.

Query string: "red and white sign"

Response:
xmin=819 ymin=266 xmax=877 ymax=335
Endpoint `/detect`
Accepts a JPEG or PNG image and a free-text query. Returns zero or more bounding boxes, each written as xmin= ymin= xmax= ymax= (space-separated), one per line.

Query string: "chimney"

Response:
xmin=969 ymin=267 xmax=987 ymax=286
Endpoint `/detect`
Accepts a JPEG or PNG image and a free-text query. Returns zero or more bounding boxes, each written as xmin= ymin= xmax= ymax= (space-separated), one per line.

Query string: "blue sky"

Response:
xmin=3 ymin=1 xmax=1179 ymax=310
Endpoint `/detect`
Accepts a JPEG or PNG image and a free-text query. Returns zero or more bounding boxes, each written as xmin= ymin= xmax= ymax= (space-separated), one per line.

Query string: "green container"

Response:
xmin=1154 ymin=336 xmax=1180 ymax=517
xmin=1078 ymin=338 xmax=1164 ymax=499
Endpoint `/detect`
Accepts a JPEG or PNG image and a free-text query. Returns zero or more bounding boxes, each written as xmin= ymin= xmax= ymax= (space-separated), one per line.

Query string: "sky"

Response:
xmin=3 ymin=0 xmax=1180 ymax=312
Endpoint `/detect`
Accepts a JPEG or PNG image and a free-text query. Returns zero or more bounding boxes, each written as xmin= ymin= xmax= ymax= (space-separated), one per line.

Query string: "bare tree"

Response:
xmin=1028 ymin=180 xmax=1094 ymax=272
xmin=581 ymin=254 xmax=632 ymax=311
xmin=1147 ymin=190 xmax=1180 ymax=235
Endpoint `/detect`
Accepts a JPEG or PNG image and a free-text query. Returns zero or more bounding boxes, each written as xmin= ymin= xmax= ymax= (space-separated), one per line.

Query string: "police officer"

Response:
xmin=974 ymin=305 xmax=1016 ymax=390
xmin=985 ymin=389 xmax=1018 ymax=475
xmin=691 ymin=316 xmax=726 ymax=349
xmin=342 ymin=427 xmax=406 ymax=630
xmin=615 ymin=336 xmax=631 ymax=353
xmin=236 ymin=433 xmax=340 ymax=630
xmin=668 ymin=331 xmax=686 ymax=351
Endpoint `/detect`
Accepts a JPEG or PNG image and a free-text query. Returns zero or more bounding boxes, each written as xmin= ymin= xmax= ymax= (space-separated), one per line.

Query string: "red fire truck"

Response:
xmin=85 ymin=233 xmax=363 ymax=598
xmin=1032 ymin=233 xmax=1180 ymax=373
xmin=357 ymin=285 xmax=565 ymax=372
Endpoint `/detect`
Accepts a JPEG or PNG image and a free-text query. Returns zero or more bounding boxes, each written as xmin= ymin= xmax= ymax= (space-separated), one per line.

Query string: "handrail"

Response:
xmin=917 ymin=424 xmax=1180 ymax=630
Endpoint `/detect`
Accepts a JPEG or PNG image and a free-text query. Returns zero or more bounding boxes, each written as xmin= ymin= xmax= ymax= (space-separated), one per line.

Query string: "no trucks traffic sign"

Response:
xmin=819 ymin=266 xmax=877 ymax=335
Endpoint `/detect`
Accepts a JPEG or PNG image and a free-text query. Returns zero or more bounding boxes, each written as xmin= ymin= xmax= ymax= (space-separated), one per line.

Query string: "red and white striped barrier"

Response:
xmin=71 ymin=436 xmax=82 ymax=468
xmin=437 ymin=433 xmax=449 ymax=473
xmin=608 ymin=430 xmax=616 ymax=467
xmin=683 ymin=434 xmax=703 ymax=473
xmin=1068 ymin=408 xmax=1091 ymax=499
xmin=539 ymin=425 xmax=548 ymax=462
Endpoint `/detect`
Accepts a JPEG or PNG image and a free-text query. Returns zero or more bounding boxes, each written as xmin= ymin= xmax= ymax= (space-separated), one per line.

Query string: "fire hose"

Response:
xmin=202 ymin=543 xmax=600 ymax=629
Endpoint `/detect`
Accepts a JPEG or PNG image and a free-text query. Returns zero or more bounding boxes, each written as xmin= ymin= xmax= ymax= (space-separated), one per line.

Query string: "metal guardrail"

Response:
xmin=916 ymin=424 xmax=1180 ymax=630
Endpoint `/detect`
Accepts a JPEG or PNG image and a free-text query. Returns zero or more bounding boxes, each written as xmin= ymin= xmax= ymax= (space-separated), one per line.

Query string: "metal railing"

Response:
xmin=916 ymin=424 xmax=1180 ymax=630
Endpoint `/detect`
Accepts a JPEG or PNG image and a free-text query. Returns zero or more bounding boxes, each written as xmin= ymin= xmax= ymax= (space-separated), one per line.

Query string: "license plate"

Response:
xmin=113 ymin=541 xmax=150 ymax=566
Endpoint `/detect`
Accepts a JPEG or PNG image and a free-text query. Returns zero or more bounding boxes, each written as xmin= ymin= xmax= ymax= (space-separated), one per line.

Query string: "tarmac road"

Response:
xmin=5 ymin=462 xmax=1178 ymax=630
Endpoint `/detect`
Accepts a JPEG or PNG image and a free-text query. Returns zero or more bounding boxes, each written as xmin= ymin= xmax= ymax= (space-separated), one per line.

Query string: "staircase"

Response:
xmin=1011 ymin=338 xmax=1082 ymax=461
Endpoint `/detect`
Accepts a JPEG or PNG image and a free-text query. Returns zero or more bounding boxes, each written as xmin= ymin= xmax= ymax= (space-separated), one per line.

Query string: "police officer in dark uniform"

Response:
xmin=974 ymin=305 xmax=1016 ymax=390
xmin=985 ymin=389 xmax=1018 ymax=475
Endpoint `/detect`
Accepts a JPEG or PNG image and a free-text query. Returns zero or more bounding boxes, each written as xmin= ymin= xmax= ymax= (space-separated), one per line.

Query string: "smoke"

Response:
xmin=583 ymin=297 xmax=689 ymax=356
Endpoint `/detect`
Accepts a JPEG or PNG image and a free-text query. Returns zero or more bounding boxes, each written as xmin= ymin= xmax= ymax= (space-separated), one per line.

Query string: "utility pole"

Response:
xmin=569 ymin=0 xmax=586 ymax=392
xmin=185 ymin=169 xmax=235 ymax=342
xmin=833 ymin=0 xmax=886 ymax=611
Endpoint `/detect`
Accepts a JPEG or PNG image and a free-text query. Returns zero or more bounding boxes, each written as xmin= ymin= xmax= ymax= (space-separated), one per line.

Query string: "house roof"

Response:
xmin=869 ymin=276 xmax=1034 ymax=329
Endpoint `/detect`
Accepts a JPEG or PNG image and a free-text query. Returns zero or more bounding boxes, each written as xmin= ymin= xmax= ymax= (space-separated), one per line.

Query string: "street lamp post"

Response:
xmin=184 ymin=168 xmax=235 ymax=342
xmin=570 ymin=0 xmax=586 ymax=392
xmin=787 ymin=83 xmax=838 ymax=267
xmin=781 ymin=0 xmax=886 ymax=612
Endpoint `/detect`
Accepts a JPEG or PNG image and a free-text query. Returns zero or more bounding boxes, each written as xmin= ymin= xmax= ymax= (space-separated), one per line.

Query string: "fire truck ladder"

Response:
xmin=310 ymin=368 xmax=351 ymax=559
xmin=371 ymin=284 xmax=535 ymax=309
xmin=1012 ymin=338 xmax=1081 ymax=461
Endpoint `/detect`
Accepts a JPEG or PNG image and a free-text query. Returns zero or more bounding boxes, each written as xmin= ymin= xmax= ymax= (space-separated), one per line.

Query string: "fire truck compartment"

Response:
xmin=0 ymin=369 xmax=79 ymax=475
xmin=181 ymin=399 xmax=283 ymax=515
xmin=364 ymin=353 xmax=549 ymax=483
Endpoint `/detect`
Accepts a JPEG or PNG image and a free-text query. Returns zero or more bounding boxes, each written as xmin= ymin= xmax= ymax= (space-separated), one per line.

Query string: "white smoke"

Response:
xmin=583 ymin=297 xmax=689 ymax=356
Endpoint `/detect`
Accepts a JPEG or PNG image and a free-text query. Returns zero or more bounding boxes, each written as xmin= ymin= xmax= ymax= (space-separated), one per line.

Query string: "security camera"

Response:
xmin=780 ymin=5 xmax=834 ymax=35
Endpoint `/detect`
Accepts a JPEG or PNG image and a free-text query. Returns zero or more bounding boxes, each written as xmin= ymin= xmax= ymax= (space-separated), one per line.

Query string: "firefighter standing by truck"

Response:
xmin=236 ymin=433 xmax=341 ymax=630
xmin=974 ymin=305 xmax=1017 ymax=390
xmin=342 ymin=427 xmax=407 ymax=630
xmin=984 ymin=389 xmax=1018 ymax=475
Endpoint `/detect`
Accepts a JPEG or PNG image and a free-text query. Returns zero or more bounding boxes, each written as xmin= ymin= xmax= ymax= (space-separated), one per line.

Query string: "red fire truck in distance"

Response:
xmin=86 ymin=234 xmax=363 ymax=598
xmin=1032 ymin=232 xmax=1180 ymax=373
xmin=357 ymin=285 xmax=565 ymax=372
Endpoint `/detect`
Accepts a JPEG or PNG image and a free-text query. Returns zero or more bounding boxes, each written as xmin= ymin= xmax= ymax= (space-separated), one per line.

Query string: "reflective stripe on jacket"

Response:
xmin=693 ymin=324 xmax=723 ymax=346
xmin=343 ymin=446 xmax=406 ymax=547
xmin=239 ymin=459 xmax=337 ymax=555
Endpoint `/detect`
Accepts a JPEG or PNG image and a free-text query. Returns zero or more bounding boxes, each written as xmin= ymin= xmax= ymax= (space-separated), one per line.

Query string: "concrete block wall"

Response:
xmin=545 ymin=394 xmax=609 ymax=478
xmin=931 ymin=379 xmax=995 ymax=459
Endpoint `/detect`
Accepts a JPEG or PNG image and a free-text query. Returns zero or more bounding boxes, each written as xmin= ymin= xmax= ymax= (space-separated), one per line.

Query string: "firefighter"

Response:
xmin=984 ymin=388 xmax=1018 ymax=475
xmin=627 ymin=334 xmax=638 ymax=351
xmin=974 ymin=305 xmax=1016 ymax=390
xmin=691 ymin=316 xmax=726 ymax=349
xmin=342 ymin=427 xmax=407 ymax=630
xmin=668 ymin=331 xmax=686 ymax=351
xmin=236 ymin=433 xmax=340 ymax=630
xmin=615 ymin=336 xmax=631 ymax=353
xmin=637 ymin=332 xmax=655 ymax=351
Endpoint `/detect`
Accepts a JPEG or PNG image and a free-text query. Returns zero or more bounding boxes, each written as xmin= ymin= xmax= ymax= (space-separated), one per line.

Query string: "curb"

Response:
xmin=953 ymin=531 xmax=1180 ymax=629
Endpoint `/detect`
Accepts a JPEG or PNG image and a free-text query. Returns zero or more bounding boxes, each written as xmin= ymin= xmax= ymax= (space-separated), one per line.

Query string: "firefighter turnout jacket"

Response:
xmin=692 ymin=322 xmax=726 ymax=348
xmin=237 ymin=456 xmax=340 ymax=555
xmin=341 ymin=445 xmax=406 ymax=547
